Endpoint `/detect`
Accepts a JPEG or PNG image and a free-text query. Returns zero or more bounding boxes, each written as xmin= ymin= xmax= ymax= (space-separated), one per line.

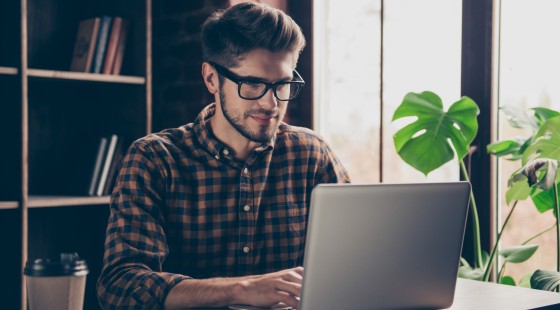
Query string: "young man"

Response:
xmin=97 ymin=2 xmax=349 ymax=309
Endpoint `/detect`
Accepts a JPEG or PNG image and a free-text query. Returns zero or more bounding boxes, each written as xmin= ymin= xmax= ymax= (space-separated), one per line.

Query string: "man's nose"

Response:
xmin=257 ymin=87 xmax=278 ymax=109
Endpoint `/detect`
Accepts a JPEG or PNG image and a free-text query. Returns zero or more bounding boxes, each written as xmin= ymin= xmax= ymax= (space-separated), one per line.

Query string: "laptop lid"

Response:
xmin=299 ymin=182 xmax=471 ymax=310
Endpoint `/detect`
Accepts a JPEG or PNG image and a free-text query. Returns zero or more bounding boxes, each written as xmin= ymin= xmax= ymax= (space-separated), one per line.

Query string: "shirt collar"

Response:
xmin=193 ymin=103 xmax=275 ymax=162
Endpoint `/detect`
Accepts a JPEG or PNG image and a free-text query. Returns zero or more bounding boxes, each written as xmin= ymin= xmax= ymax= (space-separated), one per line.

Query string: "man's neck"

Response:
xmin=208 ymin=116 xmax=260 ymax=161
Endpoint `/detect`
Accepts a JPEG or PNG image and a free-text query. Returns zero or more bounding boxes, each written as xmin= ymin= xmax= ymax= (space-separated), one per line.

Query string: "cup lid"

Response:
xmin=24 ymin=253 xmax=88 ymax=276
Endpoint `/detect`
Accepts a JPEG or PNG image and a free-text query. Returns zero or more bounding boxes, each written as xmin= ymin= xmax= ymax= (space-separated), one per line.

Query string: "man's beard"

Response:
xmin=219 ymin=90 xmax=279 ymax=143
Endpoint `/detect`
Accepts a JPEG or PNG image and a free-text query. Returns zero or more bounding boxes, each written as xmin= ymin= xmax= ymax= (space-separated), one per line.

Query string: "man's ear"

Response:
xmin=202 ymin=62 xmax=218 ymax=94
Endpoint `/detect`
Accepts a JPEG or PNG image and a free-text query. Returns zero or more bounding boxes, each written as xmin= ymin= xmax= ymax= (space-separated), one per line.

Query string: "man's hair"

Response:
xmin=201 ymin=2 xmax=306 ymax=68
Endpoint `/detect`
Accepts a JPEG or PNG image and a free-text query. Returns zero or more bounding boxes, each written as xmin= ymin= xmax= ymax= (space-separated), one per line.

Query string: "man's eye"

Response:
xmin=243 ymin=82 xmax=264 ymax=90
xmin=275 ymin=83 xmax=289 ymax=91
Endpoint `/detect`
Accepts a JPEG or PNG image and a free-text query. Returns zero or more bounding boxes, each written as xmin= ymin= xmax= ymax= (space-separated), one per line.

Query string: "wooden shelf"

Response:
xmin=0 ymin=66 xmax=18 ymax=75
xmin=0 ymin=201 xmax=18 ymax=210
xmin=2 ymin=0 xmax=152 ymax=308
xmin=28 ymin=195 xmax=110 ymax=208
xmin=27 ymin=69 xmax=145 ymax=84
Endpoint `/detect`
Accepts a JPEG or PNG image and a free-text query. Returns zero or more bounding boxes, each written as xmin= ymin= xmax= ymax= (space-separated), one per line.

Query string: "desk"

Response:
xmin=194 ymin=278 xmax=560 ymax=310
xmin=450 ymin=278 xmax=560 ymax=309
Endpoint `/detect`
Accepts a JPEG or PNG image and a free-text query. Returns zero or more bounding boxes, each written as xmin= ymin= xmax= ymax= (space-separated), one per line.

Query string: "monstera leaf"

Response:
xmin=532 ymin=107 xmax=560 ymax=126
xmin=531 ymin=183 xmax=560 ymax=213
xmin=487 ymin=138 xmax=526 ymax=161
xmin=392 ymin=91 xmax=479 ymax=175
xmin=531 ymin=269 xmax=560 ymax=292
xmin=522 ymin=116 xmax=560 ymax=165
xmin=501 ymin=105 xmax=539 ymax=130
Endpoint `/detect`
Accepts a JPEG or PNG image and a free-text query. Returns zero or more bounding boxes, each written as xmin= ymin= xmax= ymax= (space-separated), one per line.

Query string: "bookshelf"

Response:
xmin=0 ymin=0 xmax=152 ymax=309
xmin=0 ymin=66 xmax=18 ymax=75
xmin=0 ymin=201 xmax=19 ymax=210
xmin=27 ymin=69 xmax=146 ymax=84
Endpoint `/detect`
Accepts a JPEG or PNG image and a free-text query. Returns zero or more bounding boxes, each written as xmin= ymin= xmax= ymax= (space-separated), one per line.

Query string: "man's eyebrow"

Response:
xmin=236 ymin=73 xmax=294 ymax=83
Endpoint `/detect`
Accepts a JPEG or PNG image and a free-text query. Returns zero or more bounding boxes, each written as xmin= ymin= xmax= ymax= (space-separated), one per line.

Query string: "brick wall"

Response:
xmin=153 ymin=0 xmax=229 ymax=132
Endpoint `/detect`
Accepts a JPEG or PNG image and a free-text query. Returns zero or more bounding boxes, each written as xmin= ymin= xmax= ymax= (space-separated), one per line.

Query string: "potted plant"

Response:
xmin=391 ymin=91 xmax=560 ymax=291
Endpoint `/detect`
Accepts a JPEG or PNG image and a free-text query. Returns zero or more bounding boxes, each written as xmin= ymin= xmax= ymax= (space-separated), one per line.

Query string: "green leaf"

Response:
xmin=518 ymin=136 xmax=536 ymax=159
xmin=531 ymin=269 xmax=560 ymax=292
xmin=500 ymin=105 xmax=539 ymax=130
xmin=531 ymin=183 xmax=560 ymax=213
xmin=522 ymin=116 xmax=560 ymax=165
xmin=498 ymin=244 xmax=539 ymax=263
xmin=519 ymin=273 xmax=532 ymax=288
xmin=459 ymin=256 xmax=471 ymax=268
xmin=532 ymin=107 xmax=560 ymax=126
xmin=500 ymin=275 xmax=516 ymax=286
xmin=506 ymin=174 xmax=532 ymax=205
xmin=458 ymin=265 xmax=485 ymax=281
xmin=392 ymin=91 xmax=479 ymax=175
xmin=487 ymin=139 xmax=525 ymax=159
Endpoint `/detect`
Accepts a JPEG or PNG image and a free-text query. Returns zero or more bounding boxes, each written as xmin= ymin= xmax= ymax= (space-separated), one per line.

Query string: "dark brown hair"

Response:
xmin=201 ymin=2 xmax=306 ymax=68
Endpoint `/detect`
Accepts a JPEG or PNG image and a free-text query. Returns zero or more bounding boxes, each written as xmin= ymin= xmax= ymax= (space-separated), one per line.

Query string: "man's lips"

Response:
xmin=250 ymin=114 xmax=277 ymax=125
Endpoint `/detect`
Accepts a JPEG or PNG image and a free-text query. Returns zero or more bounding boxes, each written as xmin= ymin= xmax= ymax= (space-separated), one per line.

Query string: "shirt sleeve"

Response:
xmin=318 ymin=140 xmax=351 ymax=184
xmin=97 ymin=140 xmax=189 ymax=309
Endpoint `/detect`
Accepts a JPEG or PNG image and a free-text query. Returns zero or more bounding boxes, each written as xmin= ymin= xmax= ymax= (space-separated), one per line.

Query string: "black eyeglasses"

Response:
xmin=210 ymin=62 xmax=305 ymax=101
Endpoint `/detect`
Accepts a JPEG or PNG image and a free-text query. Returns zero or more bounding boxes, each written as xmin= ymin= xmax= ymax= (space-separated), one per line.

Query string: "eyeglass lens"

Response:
xmin=239 ymin=82 xmax=303 ymax=100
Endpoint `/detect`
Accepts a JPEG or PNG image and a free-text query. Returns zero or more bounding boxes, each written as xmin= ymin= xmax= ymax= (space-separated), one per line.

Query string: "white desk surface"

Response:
xmin=450 ymin=278 xmax=560 ymax=309
xmin=192 ymin=278 xmax=560 ymax=310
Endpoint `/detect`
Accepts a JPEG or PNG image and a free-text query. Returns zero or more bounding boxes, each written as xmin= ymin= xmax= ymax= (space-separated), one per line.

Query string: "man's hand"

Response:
xmin=164 ymin=267 xmax=304 ymax=309
xmin=233 ymin=267 xmax=303 ymax=309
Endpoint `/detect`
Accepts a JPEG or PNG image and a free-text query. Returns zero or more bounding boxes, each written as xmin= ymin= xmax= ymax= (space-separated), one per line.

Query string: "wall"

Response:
xmin=153 ymin=0 xmax=229 ymax=132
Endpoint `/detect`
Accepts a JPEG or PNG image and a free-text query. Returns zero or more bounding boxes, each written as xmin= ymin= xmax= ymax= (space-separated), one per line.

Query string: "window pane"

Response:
xmin=383 ymin=0 xmax=462 ymax=183
xmin=497 ymin=0 xmax=560 ymax=282
xmin=314 ymin=0 xmax=382 ymax=183
xmin=315 ymin=0 xmax=462 ymax=184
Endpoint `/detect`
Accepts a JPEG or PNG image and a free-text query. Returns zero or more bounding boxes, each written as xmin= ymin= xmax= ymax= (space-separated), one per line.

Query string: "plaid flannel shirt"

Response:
xmin=97 ymin=103 xmax=350 ymax=309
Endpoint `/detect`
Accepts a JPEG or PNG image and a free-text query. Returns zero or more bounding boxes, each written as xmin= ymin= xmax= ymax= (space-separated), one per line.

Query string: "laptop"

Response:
xmin=299 ymin=182 xmax=471 ymax=310
xmin=229 ymin=182 xmax=471 ymax=310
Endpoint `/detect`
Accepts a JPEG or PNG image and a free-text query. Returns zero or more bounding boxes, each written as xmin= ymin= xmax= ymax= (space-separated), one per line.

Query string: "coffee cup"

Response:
xmin=24 ymin=253 xmax=89 ymax=310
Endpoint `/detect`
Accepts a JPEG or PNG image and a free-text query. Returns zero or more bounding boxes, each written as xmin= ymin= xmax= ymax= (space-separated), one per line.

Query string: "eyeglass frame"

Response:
xmin=209 ymin=62 xmax=306 ymax=101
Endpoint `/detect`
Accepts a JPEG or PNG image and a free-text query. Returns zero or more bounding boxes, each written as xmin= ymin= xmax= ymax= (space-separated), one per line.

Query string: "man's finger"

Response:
xmin=275 ymin=291 xmax=300 ymax=309
xmin=282 ymin=271 xmax=303 ymax=284
xmin=275 ymin=280 xmax=302 ymax=298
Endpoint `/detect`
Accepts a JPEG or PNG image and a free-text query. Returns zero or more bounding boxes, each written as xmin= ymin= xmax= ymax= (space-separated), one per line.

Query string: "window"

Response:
xmin=495 ymin=0 xmax=560 ymax=283
xmin=314 ymin=0 xmax=462 ymax=183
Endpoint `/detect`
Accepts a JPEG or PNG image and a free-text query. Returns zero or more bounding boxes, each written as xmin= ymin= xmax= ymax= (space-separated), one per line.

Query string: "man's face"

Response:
xmin=216 ymin=49 xmax=296 ymax=143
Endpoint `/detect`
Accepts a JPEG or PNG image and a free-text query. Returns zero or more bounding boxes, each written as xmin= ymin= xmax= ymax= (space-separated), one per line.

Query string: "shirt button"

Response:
xmin=223 ymin=149 xmax=229 ymax=156
xmin=243 ymin=246 xmax=250 ymax=253
xmin=243 ymin=205 xmax=251 ymax=212
xmin=243 ymin=168 xmax=249 ymax=175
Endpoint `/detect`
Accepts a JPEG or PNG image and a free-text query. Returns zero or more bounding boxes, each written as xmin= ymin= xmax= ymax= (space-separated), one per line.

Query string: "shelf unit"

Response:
xmin=0 ymin=0 xmax=152 ymax=308
xmin=0 ymin=66 xmax=18 ymax=75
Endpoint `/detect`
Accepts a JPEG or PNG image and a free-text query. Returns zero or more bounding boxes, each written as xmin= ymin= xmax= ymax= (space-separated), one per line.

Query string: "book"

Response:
xmin=102 ymin=137 xmax=125 ymax=195
xmin=102 ymin=16 xmax=123 ymax=74
xmin=88 ymin=137 xmax=108 ymax=196
xmin=96 ymin=134 xmax=119 ymax=196
xmin=111 ymin=18 xmax=130 ymax=75
xmin=69 ymin=17 xmax=100 ymax=72
xmin=91 ymin=15 xmax=112 ymax=74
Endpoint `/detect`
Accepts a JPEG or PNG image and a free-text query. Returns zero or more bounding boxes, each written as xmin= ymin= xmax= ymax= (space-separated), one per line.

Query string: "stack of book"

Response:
xmin=70 ymin=16 xmax=130 ymax=75
xmin=88 ymin=134 xmax=125 ymax=196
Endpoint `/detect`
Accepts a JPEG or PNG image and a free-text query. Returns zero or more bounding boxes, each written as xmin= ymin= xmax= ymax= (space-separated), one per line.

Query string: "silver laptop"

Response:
xmin=299 ymin=182 xmax=471 ymax=310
